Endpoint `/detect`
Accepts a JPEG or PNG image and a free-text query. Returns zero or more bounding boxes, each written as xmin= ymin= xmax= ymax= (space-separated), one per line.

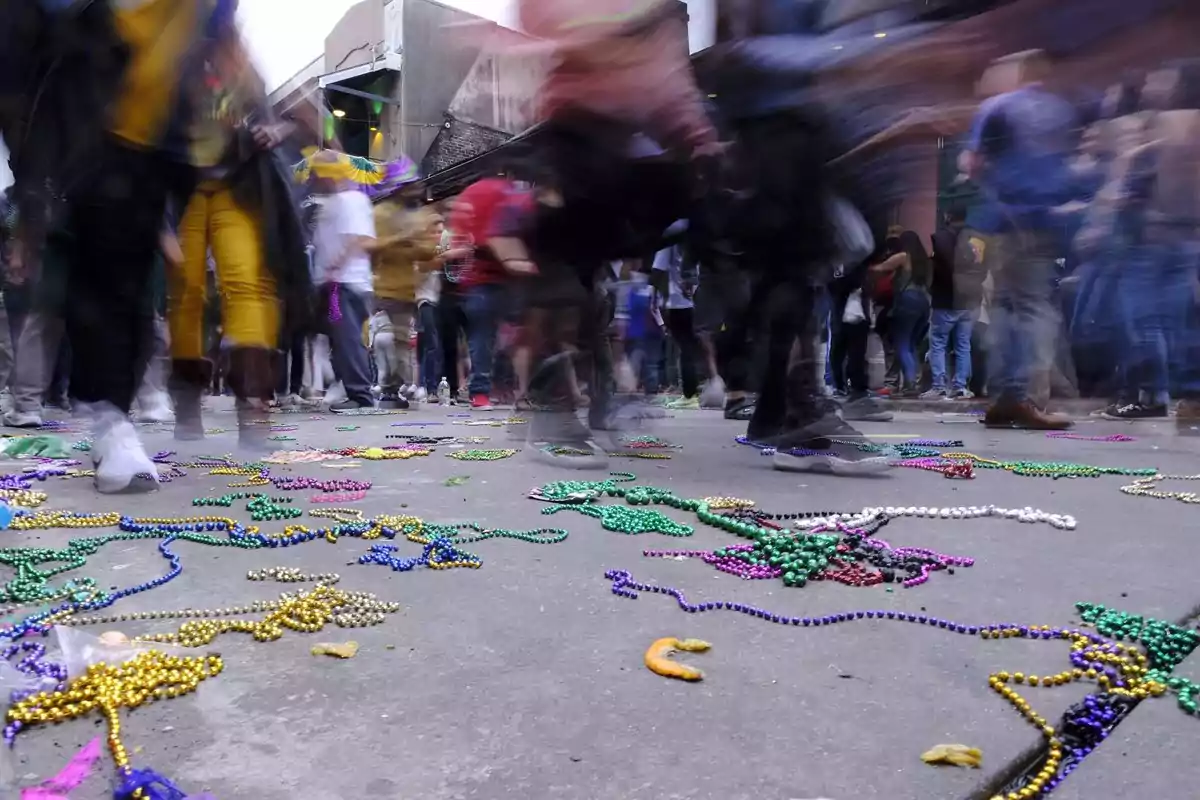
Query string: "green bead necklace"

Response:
xmin=447 ymin=449 xmax=519 ymax=461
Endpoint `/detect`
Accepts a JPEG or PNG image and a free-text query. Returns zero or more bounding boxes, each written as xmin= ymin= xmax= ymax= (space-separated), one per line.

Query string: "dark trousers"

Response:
xmin=417 ymin=302 xmax=441 ymax=394
xmin=750 ymin=277 xmax=821 ymax=439
xmin=318 ymin=283 xmax=374 ymax=406
xmin=276 ymin=332 xmax=307 ymax=396
xmin=830 ymin=316 xmax=870 ymax=394
xmin=665 ymin=307 xmax=703 ymax=398
xmin=437 ymin=290 xmax=468 ymax=396
xmin=63 ymin=139 xmax=189 ymax=411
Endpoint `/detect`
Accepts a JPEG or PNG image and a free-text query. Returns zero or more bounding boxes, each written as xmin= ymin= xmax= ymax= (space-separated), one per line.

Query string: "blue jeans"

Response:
xmin=464 ymin=284 xmax=502 ymax=397
xmin=417 ymin=302 xmax=441 ymax=394
xmin=626 ymin=326 xmax=665 ymax=394
xmin=890 ymin=289 xmax=930 ymax=386
xmin=322 ymin=283 xmax=375 ymax=406
xmin=987 ymin=231 xmax=1059 ymax=403
xmin=929 ymin=309 xmax=975 ymax=390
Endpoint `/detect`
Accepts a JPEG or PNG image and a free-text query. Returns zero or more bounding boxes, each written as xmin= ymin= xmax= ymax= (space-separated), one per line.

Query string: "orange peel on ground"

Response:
xmin=644 ymin=637 xmax=711 ymax=681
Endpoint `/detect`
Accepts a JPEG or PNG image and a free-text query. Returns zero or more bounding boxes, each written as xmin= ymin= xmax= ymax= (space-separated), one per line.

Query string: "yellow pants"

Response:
xmin=170 ymin=181 xmax=279 ymax=360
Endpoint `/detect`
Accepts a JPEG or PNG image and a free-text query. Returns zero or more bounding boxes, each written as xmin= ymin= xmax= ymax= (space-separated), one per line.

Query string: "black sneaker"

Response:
xmin=330 ymin=399 xmax=374 ymax=414
xmin=841 ymin=394 xmax=894 ymax=422
xmin=378 ymin=393 xmax=410 ymax=410
xmin=1102 ymin=402 xmax=1167 ymax=420
xmin=724 ymin=396 xmax=756 ymax=421
xmin=761 ymin=415 xmax=891 ymax=476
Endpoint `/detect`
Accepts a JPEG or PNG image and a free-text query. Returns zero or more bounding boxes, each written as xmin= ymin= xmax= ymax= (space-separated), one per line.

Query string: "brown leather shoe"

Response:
xmin=983 ymin=398 xmax=1073 ymax=430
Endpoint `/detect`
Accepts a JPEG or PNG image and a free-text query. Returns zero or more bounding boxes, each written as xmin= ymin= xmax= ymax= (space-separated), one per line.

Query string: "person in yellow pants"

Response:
xmin=167 ymin=17 xmax=309 ymax=450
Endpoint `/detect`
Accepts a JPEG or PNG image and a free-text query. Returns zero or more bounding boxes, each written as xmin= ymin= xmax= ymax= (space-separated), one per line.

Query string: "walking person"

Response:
xmin=870 ymin=230 xmax=931 ymax=396
xmin=962 ymin=50 xmax=1086 ymax=430
xmin=922 ymin=207 xmax=983 ymax=399
xmin=308 ymin=152 xmax=378 ymax=412
xmin=369 ymin=165 xmax=439 ymax=408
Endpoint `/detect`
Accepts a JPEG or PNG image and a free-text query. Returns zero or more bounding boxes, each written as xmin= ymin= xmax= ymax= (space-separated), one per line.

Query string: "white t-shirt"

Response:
xmin=311 ymin=190 xmax=375 ymax=293
xmin=651 ymin=246 xmax=694 ymax=310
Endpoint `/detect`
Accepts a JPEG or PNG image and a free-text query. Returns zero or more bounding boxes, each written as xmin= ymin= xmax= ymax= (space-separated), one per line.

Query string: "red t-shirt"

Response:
xmin=450 ymin=178 xmax=516 ymax=287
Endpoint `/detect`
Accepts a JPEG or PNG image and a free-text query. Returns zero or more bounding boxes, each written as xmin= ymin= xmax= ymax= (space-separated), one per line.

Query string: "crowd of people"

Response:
xmin=0 ymin=0 xmax=1197 ymax=495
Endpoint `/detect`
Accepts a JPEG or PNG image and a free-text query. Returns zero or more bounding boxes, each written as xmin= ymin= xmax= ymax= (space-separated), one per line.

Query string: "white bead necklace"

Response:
xmin=793 ymin=505 xmax=1077 ymax=532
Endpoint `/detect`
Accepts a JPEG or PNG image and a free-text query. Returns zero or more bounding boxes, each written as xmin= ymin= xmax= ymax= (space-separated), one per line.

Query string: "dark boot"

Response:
xmin=169 ymin=359 xmax=213 ymax=441
xmin=227 ymin=347 xmax=276 ymax=454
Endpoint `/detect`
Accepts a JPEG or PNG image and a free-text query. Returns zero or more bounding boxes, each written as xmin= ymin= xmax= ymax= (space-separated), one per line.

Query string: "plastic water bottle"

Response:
xmin=437 ymin=377 xmax=451 ymax=405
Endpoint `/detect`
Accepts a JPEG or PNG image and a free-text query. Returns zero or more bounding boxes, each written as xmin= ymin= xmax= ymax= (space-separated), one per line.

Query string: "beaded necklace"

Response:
xmin=447 ymin=449 xmax=519 ymax=461
xmin=6 ymin=650 xmax=224 ymax=781
xmin=603 ymin=569 xmax=1184 ymax=800
xmin=1046 ymin=432 xmax=1135 ymax=442
xmin=1119 ymin=473 xmax=1200 ymax=504
xmin=940 ymin=452 xmax=1156 ymax=479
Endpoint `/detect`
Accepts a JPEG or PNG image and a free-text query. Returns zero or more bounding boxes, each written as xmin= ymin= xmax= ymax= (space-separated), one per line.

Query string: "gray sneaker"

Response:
xmin=3 ymin=409 xmax=43 ymax=429
xmin=841 ymin=396 xmax=894 ymax=422
xmin=919 ymin=387 xmax=948 ymax=401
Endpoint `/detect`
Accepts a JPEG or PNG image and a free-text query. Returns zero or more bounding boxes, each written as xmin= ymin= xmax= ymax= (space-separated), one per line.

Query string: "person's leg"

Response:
xmin=889 ymin=293 xmax=921 ymax=390
xmin=464 ymin=284 xmax=499 ymax=405
xmin=65 ymin=142 xmax=181 ymax=491
xmin=640 ymin=328 xmax=664 ymax=395
xmin=984 ymin=230 xmax=1070 ymax=428
xmin=373 ymin=332 xmax=397 ymax=393
xmin=951 ymin=311 xmax=975 ymax=395
xmin=436 ymin=294 xmax=462 ymax=399
xmin=324 ymin=285 xmax=376 ymax=408
xmin=418 ymin=302 xmax=441 ymax=395
xmin=209 ymin=185 xmax=280 ymax=448
xmin=6 ymin=312 xmax=59 ymax=426
xmin=845 ymin=322 xmax=871 ymax=395
xmin=168 ymin=189 xmax=213 ymax=439
xmin=666 ymin=308 xmax=701 ymax=398
xmin=926 ymin=309 xmax=953 ymax=394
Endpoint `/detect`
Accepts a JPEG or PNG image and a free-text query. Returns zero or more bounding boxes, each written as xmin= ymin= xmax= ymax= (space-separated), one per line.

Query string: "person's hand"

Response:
xmin=251 ymin=122 xmax=291 ymax=151
xmin=160 ymin=231 xmax=184 ymax=269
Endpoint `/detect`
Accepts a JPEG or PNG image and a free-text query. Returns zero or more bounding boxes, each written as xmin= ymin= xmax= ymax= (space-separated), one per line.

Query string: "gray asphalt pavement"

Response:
xmin=2 ymin=404 xmax=1198 ymax=800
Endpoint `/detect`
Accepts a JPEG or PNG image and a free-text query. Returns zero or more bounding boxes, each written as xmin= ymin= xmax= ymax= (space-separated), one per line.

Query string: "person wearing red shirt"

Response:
xmin=450 ymin=176 xmax=535 ymax=409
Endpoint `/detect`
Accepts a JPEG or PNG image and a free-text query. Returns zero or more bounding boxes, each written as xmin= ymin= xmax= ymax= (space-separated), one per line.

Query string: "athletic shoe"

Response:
xmin=919 ymin=387 xmax=948 ymax=401
xmin=841 ymin=395 xmax=894 ymax=422
xmin=763 ymin=415 xmax=891 ymax=476
xmin=471 ymin=394 xmax=494 ymax=410
xmin=951 ymin=388 xmax=975 ymax=400
xmin=413 ymin=387 xmax=428 ymax=404
xmin=3 ymin=409 xmax=42 ymax=429
xmin=1102 ymin=402 xmax=1167 ymax=421
xmin=330 ymin=399 xmax=373 ymax=414
xmin=133 ymin=391 xmax=175 ymax=424
xmin=92 ymin=407 xmax=158 ymax=494
xmin=666 ymin=396 xmax=700 ymax=410
xmin=378 ymin=393 xmax=411 ymax=410
xmin=724 ymin=396 xmax=755 ymax=421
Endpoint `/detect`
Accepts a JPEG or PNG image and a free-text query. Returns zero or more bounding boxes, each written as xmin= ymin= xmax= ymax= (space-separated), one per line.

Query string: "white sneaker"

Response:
xmin=91 ymin=407 xmax=158 ymax=494
xmin=133 ymin=391 xmax=175 ymax=424
xmin=699 ymin=376 xmax=726 ymax=410
xmin=324 ymin=381 xmax=347 ymax=407
xmin=413 ymin=387 xmax=428 ymax=403
xmin=3 ymin=409 xmax=42 ymax=429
